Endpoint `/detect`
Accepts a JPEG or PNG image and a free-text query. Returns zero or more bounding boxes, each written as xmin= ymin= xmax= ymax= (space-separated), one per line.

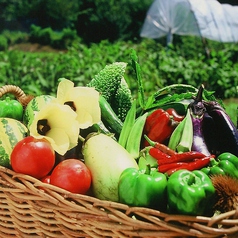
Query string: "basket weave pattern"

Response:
xmin=0 ymin=166 xmax=238 ymax=238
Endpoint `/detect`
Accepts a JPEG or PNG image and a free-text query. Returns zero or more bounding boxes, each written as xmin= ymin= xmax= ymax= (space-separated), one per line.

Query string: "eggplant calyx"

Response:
xmin=189 ymin=84 xmax=206 ymax=117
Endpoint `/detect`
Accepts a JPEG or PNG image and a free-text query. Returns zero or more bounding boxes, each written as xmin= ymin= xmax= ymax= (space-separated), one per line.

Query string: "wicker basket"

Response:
xmin=0 ymin=165 xmax=237 ymax=238
xmin=0 ymin=85 xmax=238 ymax=237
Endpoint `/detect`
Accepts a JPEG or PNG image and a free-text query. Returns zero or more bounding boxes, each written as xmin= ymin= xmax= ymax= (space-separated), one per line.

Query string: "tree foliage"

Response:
xmin=0 ymin=0 xmax=152 ymax=42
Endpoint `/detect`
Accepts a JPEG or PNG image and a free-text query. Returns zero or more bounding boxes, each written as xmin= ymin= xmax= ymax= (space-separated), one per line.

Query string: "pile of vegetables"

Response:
xmin=0 ymin=50 xmax=238 ymax=218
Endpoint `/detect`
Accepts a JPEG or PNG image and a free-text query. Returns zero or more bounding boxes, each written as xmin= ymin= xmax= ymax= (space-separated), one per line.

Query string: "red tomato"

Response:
xmin=11 ymin=136 xmax=55 ymax=179
xmin=50 ymin=159 xmax=91 ymax=194
xmin=41 ymin=175 xmax=51 ymax=184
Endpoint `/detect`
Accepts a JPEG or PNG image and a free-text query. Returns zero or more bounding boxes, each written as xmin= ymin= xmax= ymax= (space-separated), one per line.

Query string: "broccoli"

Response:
xmin=87 ymin=62 xmax=127 ymax=102
xmin=87 ymin=62 xmax=132 ymax=122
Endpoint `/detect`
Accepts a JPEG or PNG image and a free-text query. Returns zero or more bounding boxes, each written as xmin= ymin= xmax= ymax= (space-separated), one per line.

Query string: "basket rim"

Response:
xmin=0 ymin=165 xmax=238 ymax=237
xmin=1 ymin=165 xmax=238 ymax=221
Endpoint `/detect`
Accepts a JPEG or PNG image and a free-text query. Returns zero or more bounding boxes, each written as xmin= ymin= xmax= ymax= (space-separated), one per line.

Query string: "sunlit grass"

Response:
xmin=223 ymin=98 xmax=237 ymax=127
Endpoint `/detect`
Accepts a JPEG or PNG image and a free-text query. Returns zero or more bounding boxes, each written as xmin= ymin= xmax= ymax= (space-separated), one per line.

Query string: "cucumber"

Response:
xmin=99 ymin=95 xmax=123 ymax=137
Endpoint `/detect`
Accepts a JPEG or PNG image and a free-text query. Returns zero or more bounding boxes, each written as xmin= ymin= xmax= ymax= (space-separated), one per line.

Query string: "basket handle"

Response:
xmin=0 ymin=85 xmax=34 ymax=107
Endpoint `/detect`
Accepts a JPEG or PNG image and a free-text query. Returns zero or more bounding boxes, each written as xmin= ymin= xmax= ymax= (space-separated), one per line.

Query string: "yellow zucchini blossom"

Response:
xmin=56 ymin=78 xmax=101 ymax=129
xmin=29 ymin=103 xmax=80 ymax=155
xmin=29 ymin=78 xmax=101 ymax=155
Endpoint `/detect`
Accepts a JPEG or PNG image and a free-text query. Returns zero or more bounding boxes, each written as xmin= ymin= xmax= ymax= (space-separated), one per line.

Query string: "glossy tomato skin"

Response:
xmin=50 ymin=159 xmax=91 ymax=194
xmin=41 ymin=175 xmax=51 ymax=184
xmin=11 ymin=136 xmax=55 ymax=179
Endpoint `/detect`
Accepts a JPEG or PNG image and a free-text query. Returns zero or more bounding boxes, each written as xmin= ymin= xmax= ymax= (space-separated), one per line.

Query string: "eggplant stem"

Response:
xmin=195 ymin=84 xmax=204 ymax=102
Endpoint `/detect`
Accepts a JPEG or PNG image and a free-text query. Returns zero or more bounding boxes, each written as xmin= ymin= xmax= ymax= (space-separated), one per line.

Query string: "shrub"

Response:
xmin=1 ymin=30 xmax=28 ymax=45
xmin=29 ymin=25 xmax=80 ymax=49
xmin=0 ymin=35 xmax=8 ymax=51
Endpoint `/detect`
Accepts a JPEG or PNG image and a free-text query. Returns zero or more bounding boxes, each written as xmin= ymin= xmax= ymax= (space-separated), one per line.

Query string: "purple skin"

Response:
xmin=188 ymin=84 xmax=238 ymax=157
xmin=203 ymin=101 xmax=238 ymax=156
xmin=189 ymin=85 xmax=211 ymax=156
xmin=191 ymin=114 xmax=211 ymax=156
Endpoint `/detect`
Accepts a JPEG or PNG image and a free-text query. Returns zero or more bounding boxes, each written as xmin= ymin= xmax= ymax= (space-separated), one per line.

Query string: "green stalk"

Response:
xmin=130 ymin=49 xmax=145 ymax=110
xmin=118 ymin=99 xmax=137 ymax=148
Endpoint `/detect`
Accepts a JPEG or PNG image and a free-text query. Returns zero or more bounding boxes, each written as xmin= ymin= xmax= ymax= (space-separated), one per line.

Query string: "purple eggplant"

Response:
xmin=202 ymin=112 xmax=217 ymax=155
xmin=203 ymin=100 xmax=238 ymax=157
xmin=189 ymin=85 xmax=211 ymax=156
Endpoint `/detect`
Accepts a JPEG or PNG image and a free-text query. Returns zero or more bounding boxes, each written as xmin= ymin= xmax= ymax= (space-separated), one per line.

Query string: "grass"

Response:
xmin=223 ymin=98 xmax=237 ymax=127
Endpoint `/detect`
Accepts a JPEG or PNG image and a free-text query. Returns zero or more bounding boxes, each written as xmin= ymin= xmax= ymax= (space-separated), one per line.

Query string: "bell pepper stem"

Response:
xmin=187 ymin=173 xmax=196 ymax=186
xmin=210 ymin=158 xmax=218 ymax=166
xmin=144 ymin=164 xmax=151 ymax=175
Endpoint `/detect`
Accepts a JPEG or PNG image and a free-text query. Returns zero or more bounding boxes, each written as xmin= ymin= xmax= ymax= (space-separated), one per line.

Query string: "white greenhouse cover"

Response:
xmin=140 ymin=0 xmax=238 ymax=43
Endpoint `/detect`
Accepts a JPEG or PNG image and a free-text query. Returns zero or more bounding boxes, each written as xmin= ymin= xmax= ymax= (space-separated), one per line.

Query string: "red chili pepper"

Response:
xmin=165 ymin=156 xmax=212 ymax=176
xmin=169 ymin=151 xmax=206 ymax=162
xmin=159 ymin=162 xmax=188 ymax=173
xmin=145 ymin=135 xmax=176 ymax=156
xmin=166 ymin=108 xmax=185 ymax=122
xmin=149 ymin=147 xmax=171 ymax=162
xmin=156 ymin=151 xmax=207 ymax=166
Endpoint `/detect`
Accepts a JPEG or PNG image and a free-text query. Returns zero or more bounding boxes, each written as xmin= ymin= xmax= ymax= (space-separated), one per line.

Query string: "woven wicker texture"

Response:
xmin=0 ymin=85 xmax=33 ymax=106
xmin=0 ymin=166 xmax=237 ymax=238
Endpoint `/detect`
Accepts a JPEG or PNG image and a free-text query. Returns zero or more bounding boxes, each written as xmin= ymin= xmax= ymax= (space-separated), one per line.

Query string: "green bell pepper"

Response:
xmin=201 ymin=152 xmax=238 ymax=179
xmin=167 ymin=169 xmax=215 ymax=215
xmin=118 ymin=165 xmax=167 ymax=211
xmin=0 ymin=97 xmax=23 ymax=121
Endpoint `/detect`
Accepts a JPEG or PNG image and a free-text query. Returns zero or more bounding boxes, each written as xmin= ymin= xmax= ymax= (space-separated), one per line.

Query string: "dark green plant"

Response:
xmin=0 ymin=35 xmax=8 ymax=51
xmin=76 ymin=0 xmax=153 ymax=43
xmin=1 ymin=30 xmax=28 ymax=45
xmin=29 ymin=24 xmax=80 ymax=48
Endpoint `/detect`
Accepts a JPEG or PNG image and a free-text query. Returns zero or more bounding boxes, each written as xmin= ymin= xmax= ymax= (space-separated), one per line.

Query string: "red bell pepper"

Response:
xmin=143 ymin=108 xmax=178 ymax=146
xmin=166 ymin=108 xmax=185 ymax=122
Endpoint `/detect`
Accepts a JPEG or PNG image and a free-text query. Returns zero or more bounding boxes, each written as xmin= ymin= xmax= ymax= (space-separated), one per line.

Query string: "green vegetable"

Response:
xmin=130 ymin=49 xmax=146 ymax=110
xmin=87 ymin=62 xmax=132 ymax=121
xmin=87 ymin=62 xmax=127 ymax=102
xmin=99 ymin=95 xmax=123 ymax=137
xmin=0 ymin=97 xmax=23 ymax=121
xmin=118 ymin=163 xmax=167 ymax=211
xmin=125 ymin=112 xmax=148 ymax=159
xmin=118 ymin=99 xmax=137 ymax=148
xmin=167 ymin=169 xmax=215 ymax=215
xmin=168 ymin=109 xmax=193 ymax=153
xmin=0 ymin=118 xmax=28 ymax=168
xmin=201 ymin=152 xmax=238 ymax=179
xmin=111 ymin=77 xmax=133 ymax=121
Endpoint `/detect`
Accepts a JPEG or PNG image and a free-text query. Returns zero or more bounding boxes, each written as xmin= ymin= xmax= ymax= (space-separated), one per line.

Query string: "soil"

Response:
xmin=223 ymin=98 xmax=238 ymax=104
xmin=8 ymin=42 xmax=67 ymax=53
